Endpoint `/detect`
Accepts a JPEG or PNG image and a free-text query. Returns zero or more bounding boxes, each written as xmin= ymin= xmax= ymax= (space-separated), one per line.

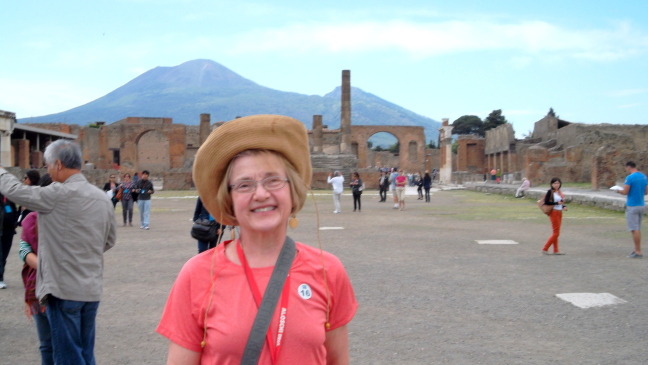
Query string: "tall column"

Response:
xmin=439 ymin=118 xmax=453 ymax=183
xmin=199 ymin=113 xmax=211 ymax=145
xmin=339 ymin=70 xmax=352 ymax=154
xmin=312 ymin=115 xmax=323 ymax=154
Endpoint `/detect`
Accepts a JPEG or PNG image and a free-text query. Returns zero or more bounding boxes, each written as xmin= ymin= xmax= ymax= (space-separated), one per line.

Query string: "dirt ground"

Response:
xmin=1 ymin=188 xmax=646 ymax=364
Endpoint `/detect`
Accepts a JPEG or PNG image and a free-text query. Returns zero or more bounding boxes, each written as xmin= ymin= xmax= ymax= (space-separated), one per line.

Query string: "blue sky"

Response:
xmin=1 ymin=0 xmax=647 ymax=138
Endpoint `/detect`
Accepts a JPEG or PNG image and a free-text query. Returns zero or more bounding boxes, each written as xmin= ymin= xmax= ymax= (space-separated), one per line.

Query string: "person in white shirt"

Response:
xmin=327 ymin=171 xmax=345 ymax=213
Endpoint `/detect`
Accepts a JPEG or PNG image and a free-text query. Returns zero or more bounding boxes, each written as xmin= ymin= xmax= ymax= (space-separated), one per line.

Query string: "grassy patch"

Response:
xmin=447 ymin=190 xmax=624 ymax=224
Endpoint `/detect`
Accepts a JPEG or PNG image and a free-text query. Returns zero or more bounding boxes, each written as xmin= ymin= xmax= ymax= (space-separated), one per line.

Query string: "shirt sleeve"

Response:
xmin=325 ymin=255 xmax=358 ymax=332
xmin=157 ymin=257 xmax=208 ymax=353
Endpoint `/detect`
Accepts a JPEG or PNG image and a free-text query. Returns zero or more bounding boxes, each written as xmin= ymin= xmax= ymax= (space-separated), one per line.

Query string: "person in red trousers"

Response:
xmin=542 ymin=177 xmax=567 ymax=255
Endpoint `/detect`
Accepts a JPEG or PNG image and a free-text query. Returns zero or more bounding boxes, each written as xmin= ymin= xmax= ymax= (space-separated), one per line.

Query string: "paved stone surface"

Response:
xmin=0 ymin=188 xmax=646 ymax=364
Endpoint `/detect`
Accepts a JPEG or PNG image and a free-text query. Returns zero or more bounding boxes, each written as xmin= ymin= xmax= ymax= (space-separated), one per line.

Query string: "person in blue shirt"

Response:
xmin=617 ymin=161 xmax=648 ymax=258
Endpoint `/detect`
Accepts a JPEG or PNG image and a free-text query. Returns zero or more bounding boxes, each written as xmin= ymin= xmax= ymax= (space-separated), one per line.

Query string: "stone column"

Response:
xmin=200 ymin=113 xmax=211 ymax=145
xmin=312 ymin=115 xmax=323 ymax=154
xmin=16 ymin=139 xmax=30 ymax=168
xmin=339 ymin=70 xmax=352 ymax=154
xmin=438 ymin=118 xmax=453 ymax=183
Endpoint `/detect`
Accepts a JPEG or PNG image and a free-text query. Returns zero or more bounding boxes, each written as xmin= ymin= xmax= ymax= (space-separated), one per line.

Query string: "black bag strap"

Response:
xmin=240 ymin=236 xmax=296 ymax=365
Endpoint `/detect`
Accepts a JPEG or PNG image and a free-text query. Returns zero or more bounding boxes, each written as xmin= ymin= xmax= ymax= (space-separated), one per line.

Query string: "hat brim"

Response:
xmin=193 ymin=114 xmax=312 ymax=226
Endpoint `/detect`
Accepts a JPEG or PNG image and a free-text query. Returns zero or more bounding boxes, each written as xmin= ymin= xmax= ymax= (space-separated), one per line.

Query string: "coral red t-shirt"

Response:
xmin=157 ymin=240 xmax=358 ymax=364
xmin=395 ymin=175 xmax=407 ymax=187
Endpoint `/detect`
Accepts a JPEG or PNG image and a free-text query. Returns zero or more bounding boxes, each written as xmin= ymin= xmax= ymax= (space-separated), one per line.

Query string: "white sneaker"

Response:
xmin=144 ymin=226 xmax=149 ymax=230
xmin=333 ymin=211 xmax=339 ymax=214
xmin=140 ymin=226 xmax=144 ymax=229
xmin=0 ymin=281 xmax=6 ymax=289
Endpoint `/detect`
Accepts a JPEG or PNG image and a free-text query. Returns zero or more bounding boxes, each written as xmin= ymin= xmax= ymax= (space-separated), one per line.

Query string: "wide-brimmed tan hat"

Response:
xmin=193 ymin=114 xmax=312 ymax=225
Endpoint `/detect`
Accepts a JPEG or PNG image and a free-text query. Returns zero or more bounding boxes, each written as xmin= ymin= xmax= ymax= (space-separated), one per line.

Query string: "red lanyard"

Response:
xmin=237 ymin=242 xmax=291 ymax=364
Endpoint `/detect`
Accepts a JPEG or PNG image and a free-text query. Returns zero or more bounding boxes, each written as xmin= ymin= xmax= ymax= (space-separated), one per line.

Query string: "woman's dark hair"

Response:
xmin=353 ymin=172 xmax=359 ymax=178
xmin=25 ymin=170 xmax=41 ymax=186
xmin=550 ymin=177 xmax=562 ymax=190
xmin=39 ymin=173 xmax=53 ymax=187
xmin=425 ymin=172 xmax=431 ymax=179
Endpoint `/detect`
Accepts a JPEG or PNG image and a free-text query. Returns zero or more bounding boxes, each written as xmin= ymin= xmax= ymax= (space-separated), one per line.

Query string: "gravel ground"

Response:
xmin=0 ymin=188 xmax=646 ymax=364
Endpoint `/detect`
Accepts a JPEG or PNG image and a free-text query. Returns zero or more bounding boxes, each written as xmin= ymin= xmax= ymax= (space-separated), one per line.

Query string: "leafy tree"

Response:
xmin=452 ymin=141 xmax=459 ymax=155
xmin=373 ymin=145 xmax=384 ymax=152
xmin=483 ymin=109 xmax=507 ymax=132
xmin=428 ymin=140 xmax=437 ymax=149
xmin=547 ymin=107 xmax=559 ymax=119
xmin=388 ymin=141 xmax=400 ymax=154
xmin=451 ymin=115 xmax=484 ymax=136
xmin=367 ymin=141 xmax=373 ymax=149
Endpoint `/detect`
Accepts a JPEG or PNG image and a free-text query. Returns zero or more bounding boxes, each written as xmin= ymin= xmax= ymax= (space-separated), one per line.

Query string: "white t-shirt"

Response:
xmin=327 ymin=175 xmax=345 ymax=194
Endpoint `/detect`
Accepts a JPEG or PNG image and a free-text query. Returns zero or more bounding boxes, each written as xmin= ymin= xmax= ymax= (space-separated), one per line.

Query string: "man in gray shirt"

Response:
xmin=0 ymin=140 xmax=116 ymax=364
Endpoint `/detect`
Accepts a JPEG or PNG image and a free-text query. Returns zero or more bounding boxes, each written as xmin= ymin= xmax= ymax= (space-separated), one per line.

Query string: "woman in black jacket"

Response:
xmin=103 ymin=174 xmax=120 ymax=209
xmin=193 ymin=197 xmax=224 ymax=253
xmin=542 ymin=177 xmax=567 ymax=255
xmin=423 ymin=171 xmax=432 ymax=203
xmin=349 ymin=172 xmax=363 ymax=212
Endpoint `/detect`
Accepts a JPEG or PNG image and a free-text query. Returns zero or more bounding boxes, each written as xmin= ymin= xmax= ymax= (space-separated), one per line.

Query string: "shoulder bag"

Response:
xmin=537 ymin=199 xmax=553 ymax=215
xmin=190 ymin=218 xmax=218 ymax=242
xmin=241 ymin=236 xmax=296 ymax=365
xmin=115 ymin=187 xmax=123 ymax=201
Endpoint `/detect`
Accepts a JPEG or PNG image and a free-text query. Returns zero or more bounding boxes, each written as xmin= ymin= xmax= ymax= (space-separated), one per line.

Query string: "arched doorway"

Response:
xmin=367 ymin=132 xmax=400 ymax=169
xmin=137 ymin=130 xmax=170 ymax=172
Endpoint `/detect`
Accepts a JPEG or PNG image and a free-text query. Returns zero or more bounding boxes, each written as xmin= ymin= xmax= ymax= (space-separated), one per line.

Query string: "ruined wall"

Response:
xmin=457 ymin=135 xmax=485 ymax=172
xmin=485 ymin=123 xmax=515 ymax=154
xmin=350 ymin=125 xmax=426 ymax=173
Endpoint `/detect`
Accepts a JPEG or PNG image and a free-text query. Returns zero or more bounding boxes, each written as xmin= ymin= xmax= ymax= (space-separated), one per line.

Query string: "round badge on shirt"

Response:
xmin=298 ymin=283 xmax=312 ymax=300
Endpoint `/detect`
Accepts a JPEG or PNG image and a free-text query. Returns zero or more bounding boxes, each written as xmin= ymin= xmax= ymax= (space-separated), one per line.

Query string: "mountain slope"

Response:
xmin=18 ymin=59 xmax=440 ymax=140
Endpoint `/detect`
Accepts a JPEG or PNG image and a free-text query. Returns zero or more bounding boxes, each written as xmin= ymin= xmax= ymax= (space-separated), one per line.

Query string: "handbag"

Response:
xmin=190 ymin=218 xmax=218 ymax=242
xmin=537 ymin=199 xmax=553 ymax=215
xmin=115 ymin=188 xmax=123 ymax=201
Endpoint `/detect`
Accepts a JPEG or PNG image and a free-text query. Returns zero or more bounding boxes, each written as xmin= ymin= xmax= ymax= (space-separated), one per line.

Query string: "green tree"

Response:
xmin=547 ymin=107 xmax=559 ymax=119
xmin=388 ymin=141 xmax=400 ymax=154
xmin=451 ymin=115 xmax=484 ymax=136
xmin=367 ymin=141 xmax=373 ymax=149
xmin=374 ymin=145 xmax=384 ymax=152
xmin=427 ymin=140 xmax=437 ymax=149
xmin=452 ymin=141 xmax=459 ymax=155
xmin=483 ymin=109 xmax=507 ymax=132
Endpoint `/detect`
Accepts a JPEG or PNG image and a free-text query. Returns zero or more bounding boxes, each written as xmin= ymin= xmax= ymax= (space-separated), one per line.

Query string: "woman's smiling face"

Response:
xmin=229 ymin=153 xmax=292 ymax=233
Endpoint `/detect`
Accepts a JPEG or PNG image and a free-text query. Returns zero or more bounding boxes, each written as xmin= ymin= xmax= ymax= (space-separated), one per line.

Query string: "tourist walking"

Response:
xmin=0 ymin=193 xmax=18 ymax=289
xmin=158 ymin=114 xmax=357 ymax=364
xmin=423 ymin=171 xmax=432 ymax=202
xmin=390 ymin=168 xmax=399 ymax=209
xmin=350 ymin=172 xmax=363 ymax=212
xmin=327 ymin=171 xmax=344 ymax=213
xmin=395 ymin=169 xmax=407 ymax=211
xmin=17 ymin=170 xmax=41 ymax=226
xmin=416 ymin=171 xmax=424 ymax=200
xmin=119 ymin=173 xmax=137 ymax=226
xmin=616 ymin=161 xmax=647 ymax=258
xmin=18 ymin=173 xmax=53 ymax=364
xmin=542 ymin=177 xmax=567 ymax=255
xmin=378 ymin=171 xmax=389 ymax=202
xmin=136 ymin=170 xmax=154 ymax=229
xmin=0 ymin=139 xmax=117 ymax=364
xmin=103 ymin=174 xmax=120 ymax=209
xmin=193 ymin=196 xmax=224 ymax=253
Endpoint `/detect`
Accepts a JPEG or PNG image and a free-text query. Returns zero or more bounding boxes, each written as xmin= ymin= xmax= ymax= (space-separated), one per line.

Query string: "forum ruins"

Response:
xmin=1 ymin=71 xmax=646 ymax=189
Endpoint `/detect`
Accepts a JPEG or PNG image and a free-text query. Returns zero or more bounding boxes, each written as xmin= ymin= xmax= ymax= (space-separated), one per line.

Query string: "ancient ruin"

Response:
xmin=445 ymin=114 xmax=648 ymax=188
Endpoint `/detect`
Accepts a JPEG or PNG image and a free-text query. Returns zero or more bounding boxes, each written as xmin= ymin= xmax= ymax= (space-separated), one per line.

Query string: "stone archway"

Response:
xmin=366 ymin=131 xmax=400 ymax=169
xmin=350 ymin=125 xmax=426 ymax=172
xmin=136 ymin=130 xmax=170 ymax=172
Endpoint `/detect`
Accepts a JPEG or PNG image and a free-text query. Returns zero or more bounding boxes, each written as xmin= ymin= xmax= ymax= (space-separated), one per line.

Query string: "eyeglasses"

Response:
xmin=110 ymin=176 xmax=115 ymax=179
xmin=229 ymin=176 xmax=289 ymax=193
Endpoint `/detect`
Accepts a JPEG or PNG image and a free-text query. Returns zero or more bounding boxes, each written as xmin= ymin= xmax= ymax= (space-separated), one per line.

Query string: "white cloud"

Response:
xmin=608 ymin=88 xmax=648 ymax=97
xmin=0 ymin=79 xmax=104 ymax=118
xmin=618 ymin=103 xmax=642 ymax=109
xmin=224 ymin=20 xmax=648 ymax=61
